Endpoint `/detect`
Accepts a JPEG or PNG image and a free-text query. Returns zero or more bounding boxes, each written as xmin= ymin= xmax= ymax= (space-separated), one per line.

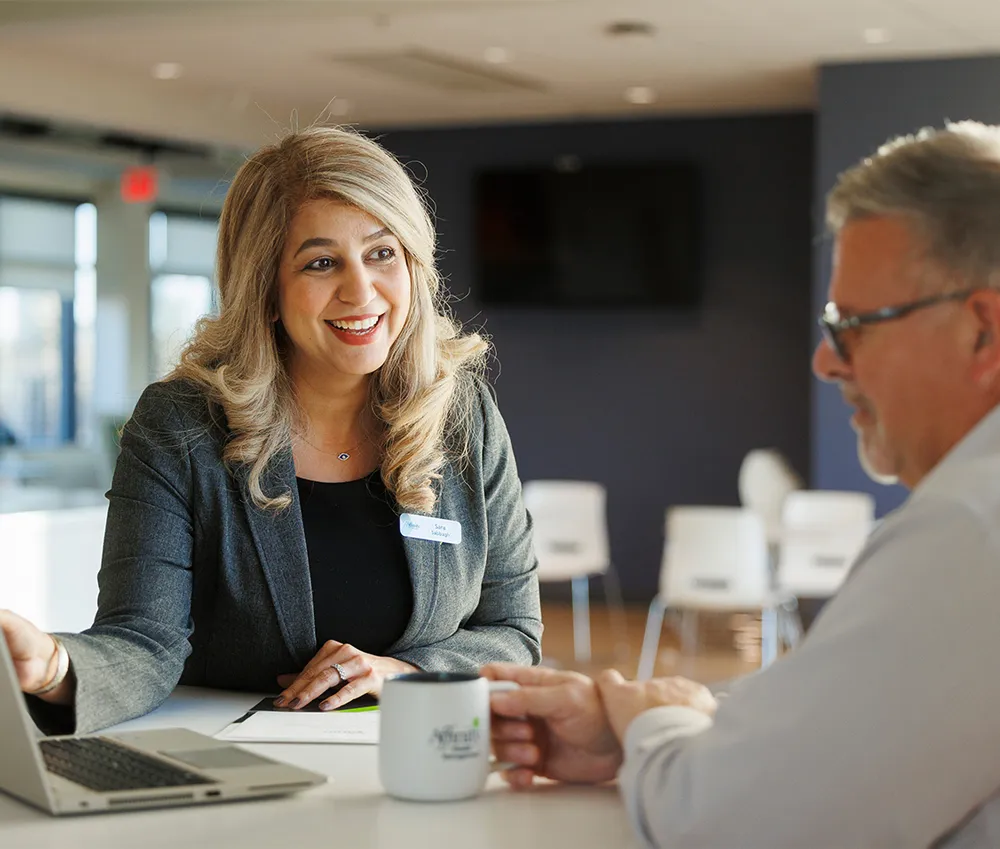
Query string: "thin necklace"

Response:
xmin=296 ymin=434 xmax=362 ymax=462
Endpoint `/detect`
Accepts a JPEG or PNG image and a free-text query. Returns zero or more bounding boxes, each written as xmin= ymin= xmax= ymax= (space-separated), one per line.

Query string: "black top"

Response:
xmin=297 ymin=471 xmax=414 ymax=656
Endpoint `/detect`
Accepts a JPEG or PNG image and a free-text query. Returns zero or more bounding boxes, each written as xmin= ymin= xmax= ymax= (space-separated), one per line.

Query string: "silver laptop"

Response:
xmin=0 ymin=636 xmax=326 ymax=814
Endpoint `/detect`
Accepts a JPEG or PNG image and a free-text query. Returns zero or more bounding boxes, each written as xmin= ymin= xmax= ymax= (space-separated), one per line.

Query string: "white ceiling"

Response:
xmin=0 ymin=0 xmax=997 ymax=150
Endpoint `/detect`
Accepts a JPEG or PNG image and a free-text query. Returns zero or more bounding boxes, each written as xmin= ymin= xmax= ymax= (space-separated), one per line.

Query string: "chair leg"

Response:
xmin=601 ymin=563 xmax=630 ymax=663
xmin=780 ymin=600 xmax=804 ymax=649
xmin=637 ymin=597 xmax=667 ymax=680
xmin=679 ymin=609 xmax=698 ymax=655
xmin=760 ymin=606 xmax=779 ymax=668
xmin=571 ymin=575 xmax=592 ymax=665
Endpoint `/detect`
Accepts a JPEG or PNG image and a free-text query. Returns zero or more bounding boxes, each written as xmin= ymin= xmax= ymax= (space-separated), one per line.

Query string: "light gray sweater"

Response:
xmin=620 ymin=404 xmax=1000 ymax=848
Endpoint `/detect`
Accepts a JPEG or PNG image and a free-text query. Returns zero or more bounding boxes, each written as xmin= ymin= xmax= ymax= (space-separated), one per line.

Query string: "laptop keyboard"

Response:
xmin=39 ymin=737 xmax=218 ymax=793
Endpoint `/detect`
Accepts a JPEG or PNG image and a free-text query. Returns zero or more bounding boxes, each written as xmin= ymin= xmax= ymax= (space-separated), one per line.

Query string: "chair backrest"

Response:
xmin=521 ymin=480 xmax=610 ymax=582
xmin=776 ymin=490 xmax=875 ymax=597
xmin=0 ymin=447 xmax=108 ymax=490
xmin=738 ymin=448 xmax=802 ymax=544
xmin=0 ymin=505 xmax=108 ymax=631
xmin=660 ymin=506 xmax=770 ymax=608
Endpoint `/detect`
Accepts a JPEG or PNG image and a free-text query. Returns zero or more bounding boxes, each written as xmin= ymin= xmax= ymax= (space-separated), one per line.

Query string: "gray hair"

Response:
xmin=827 ymin=121 xmax=1000 ymax=289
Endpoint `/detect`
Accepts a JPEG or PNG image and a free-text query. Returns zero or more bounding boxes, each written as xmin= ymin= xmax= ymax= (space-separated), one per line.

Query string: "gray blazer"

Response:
xmin=39 ymin=379 xmax=541 ymax=734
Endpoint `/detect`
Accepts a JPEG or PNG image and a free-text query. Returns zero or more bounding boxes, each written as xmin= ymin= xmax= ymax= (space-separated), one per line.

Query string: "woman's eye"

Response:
xmin=305 ymin=257 xmax=335 ymax=271
xmin=370 ymin=247 xmax=396 ymax=262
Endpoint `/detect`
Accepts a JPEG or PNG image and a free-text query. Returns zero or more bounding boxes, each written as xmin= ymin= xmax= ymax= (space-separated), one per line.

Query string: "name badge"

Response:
xmin=399 ymin=513 xmax=462 ymax=545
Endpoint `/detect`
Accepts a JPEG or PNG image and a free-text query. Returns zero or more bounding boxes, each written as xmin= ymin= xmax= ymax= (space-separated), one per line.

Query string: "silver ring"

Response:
xmin=332 ymin=662 xmax=348 ymax=684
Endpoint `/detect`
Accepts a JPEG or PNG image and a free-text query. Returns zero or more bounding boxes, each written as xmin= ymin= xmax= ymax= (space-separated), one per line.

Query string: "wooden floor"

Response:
xmin=539 ymin=601 xmax=761 ymax=684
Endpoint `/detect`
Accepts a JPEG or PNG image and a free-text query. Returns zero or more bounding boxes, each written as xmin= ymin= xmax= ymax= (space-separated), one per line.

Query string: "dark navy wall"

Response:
xmin=381 ymin=112 xmax=814 ymax=600
xmin=814 ymin=55 xmax=1000 ymax=518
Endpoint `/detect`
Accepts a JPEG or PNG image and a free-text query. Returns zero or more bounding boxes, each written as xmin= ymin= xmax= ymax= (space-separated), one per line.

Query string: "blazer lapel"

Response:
xmin=241 ymin=446 xmax=316 ymax=668
xmin=390 ymin=533 xmax=440 ymax=652
xmin=389 ymin=467 xmax=462 ymax=655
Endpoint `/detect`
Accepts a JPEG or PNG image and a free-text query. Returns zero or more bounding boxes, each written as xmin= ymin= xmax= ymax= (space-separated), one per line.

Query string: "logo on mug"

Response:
xmin=428 ymin=718 xmax=482 ymax=761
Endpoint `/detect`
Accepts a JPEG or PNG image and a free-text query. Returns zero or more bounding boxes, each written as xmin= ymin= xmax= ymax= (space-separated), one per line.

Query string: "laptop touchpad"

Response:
xmin=165 ymin=747 xmax=277 ymax=770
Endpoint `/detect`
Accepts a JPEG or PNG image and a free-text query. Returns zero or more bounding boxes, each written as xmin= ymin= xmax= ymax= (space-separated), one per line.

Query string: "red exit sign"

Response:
xmin=121 ymin=165 xmax=158 ymax=203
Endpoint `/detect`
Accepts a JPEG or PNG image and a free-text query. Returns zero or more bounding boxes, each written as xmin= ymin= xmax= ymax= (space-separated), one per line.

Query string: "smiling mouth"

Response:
xmin=324 ymin=315 xmax=383 ymax=336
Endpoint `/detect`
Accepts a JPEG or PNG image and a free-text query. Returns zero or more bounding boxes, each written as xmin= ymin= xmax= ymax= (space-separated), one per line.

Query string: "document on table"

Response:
xmin=215 ymin=696 xmax=379 ymax=745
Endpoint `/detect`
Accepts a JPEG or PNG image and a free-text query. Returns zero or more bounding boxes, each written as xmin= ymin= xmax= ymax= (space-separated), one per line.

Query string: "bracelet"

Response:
xmin=28 ymin=636 xmax=70 ymax=696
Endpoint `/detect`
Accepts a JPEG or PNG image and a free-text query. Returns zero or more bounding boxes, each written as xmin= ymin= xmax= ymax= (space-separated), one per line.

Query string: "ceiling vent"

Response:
xmin=331 ymin=48 xmax=546 ymax=94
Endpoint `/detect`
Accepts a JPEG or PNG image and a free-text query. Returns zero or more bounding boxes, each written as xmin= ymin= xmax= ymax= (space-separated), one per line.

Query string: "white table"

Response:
xmin=0 ymin=687 xmax=638 ymax=849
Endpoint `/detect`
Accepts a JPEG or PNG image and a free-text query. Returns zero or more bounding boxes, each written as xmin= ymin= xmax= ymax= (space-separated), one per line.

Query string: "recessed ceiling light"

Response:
xmin=606 ymin=20 xmax=656 ymax=38
xmin=863 ymin=28 xmax=890 ymax=44
xmin=329 ymin=98 xmax=351 ymax=117
xmin=625 ymin=86 xmax=656 ymax=105
xmin=152 ymin=62 xmax=183 ymax=80
xmin=484 ymin=46 xmax=510 ymax=64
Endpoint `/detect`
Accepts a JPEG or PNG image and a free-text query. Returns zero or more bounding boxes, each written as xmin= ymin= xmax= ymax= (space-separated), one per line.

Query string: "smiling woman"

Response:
xmin=276 ymin=200 xmax=412 ymax=410
xmin=0 ymin=126 xmax=542 ymax=735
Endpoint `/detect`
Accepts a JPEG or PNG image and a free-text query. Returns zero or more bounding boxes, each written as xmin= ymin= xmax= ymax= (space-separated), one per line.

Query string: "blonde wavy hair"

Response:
xmin=170 ymin=126 xmax=488 ymax=513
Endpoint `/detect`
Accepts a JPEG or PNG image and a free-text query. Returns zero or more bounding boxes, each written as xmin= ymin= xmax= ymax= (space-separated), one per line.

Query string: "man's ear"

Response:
xmin=968 ymin=292 xmax=1000 ymax=386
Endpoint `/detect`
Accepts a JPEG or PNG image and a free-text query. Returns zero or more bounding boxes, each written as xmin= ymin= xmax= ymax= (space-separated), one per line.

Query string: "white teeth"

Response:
xmin=329 ymin=316 xmax=380 ymax=331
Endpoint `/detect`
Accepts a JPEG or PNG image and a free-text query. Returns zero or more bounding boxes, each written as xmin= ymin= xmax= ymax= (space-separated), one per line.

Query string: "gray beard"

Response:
xmin=857 ymin=438 xmax=899 ymax=486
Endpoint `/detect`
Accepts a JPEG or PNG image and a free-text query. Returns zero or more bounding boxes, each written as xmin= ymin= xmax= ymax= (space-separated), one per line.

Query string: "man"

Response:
xmin=485 ymin=121 xmax=1000 ymax=848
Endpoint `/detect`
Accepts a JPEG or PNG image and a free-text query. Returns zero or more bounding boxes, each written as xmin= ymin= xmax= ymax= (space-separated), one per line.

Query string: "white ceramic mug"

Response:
xmin=378 ymin=671 xmax=518 ymax=802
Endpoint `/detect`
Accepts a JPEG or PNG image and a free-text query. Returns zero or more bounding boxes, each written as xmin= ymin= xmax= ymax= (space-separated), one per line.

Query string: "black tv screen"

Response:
xmin=473 ymin=161 xmax=702 ymax=309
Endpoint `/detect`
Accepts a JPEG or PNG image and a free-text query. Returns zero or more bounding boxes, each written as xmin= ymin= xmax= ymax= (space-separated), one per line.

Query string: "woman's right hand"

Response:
xmin=0 ymin=609 xmax=68 ymax=699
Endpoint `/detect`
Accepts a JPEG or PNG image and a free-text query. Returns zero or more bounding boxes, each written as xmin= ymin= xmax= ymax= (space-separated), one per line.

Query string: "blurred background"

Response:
xmin=1 ymin=0 xmax=996 ymax=678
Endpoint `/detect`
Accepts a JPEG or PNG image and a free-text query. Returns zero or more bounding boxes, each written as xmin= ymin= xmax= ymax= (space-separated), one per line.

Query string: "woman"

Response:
xmin=0 ymin=126 xmax=542 ymax=734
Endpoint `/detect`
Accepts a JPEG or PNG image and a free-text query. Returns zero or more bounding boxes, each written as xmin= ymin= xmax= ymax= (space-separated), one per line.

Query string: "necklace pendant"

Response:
xmin=337 ymin=452 xmax=351 ymax=461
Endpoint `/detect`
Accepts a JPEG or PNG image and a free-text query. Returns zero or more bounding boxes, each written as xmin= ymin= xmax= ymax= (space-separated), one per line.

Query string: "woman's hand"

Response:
xmin=274 ymin=640 xmax=418 ymax=711
xmin=0 ymin=608 xmax=74 ymax=704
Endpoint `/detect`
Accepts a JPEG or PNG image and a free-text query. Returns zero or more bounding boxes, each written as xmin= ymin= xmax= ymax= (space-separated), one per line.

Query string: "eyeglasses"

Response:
xmin=818 ymin=288 xmax=978 ymax=364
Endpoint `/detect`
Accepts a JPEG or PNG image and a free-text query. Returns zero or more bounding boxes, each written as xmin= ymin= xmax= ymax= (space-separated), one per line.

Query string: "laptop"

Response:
xmin=0 ymin=636 xmax=326 ymax=815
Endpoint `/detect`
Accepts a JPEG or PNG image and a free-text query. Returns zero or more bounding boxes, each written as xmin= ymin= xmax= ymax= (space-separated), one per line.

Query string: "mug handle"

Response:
xmin=488 ymin=680 xmax=521 ymax=773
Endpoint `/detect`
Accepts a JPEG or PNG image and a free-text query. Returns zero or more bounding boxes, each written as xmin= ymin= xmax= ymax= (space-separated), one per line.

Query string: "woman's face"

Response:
xmin=276 ymin=198 xmax=412 ymax=384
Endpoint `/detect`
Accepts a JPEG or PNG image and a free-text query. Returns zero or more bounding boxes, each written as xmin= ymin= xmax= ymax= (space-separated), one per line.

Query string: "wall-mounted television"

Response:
xmin=473 ymin=160 xmax=702 ymax=309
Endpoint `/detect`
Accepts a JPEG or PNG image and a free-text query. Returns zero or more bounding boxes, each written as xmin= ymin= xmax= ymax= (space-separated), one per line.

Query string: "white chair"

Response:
xmin=0 ymin=446 xmax=110 ymax=490
xmin=637 ymin=506 xmax=799 ymax=679
xmin=0 ymin=505 xmax=108 ymax=631
xmin=521 ymin=480 xmax=627 ymax=664
xmin=738 ymin=448 xmax=803 ymax=546
xmin=776 ymin=490 xmax=875 ymax=598
xmin=0 ymin=484 xmax=107 ymax=514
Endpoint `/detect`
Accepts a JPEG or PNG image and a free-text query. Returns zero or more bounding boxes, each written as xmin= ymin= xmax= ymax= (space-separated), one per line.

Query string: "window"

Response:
xmin=74 ymin=204 xmax=97 ymax=446
xmin=0 ymin=196 xmax=94 ymax=447
xmin=149 ymin=211 xmax=218 ymax=379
